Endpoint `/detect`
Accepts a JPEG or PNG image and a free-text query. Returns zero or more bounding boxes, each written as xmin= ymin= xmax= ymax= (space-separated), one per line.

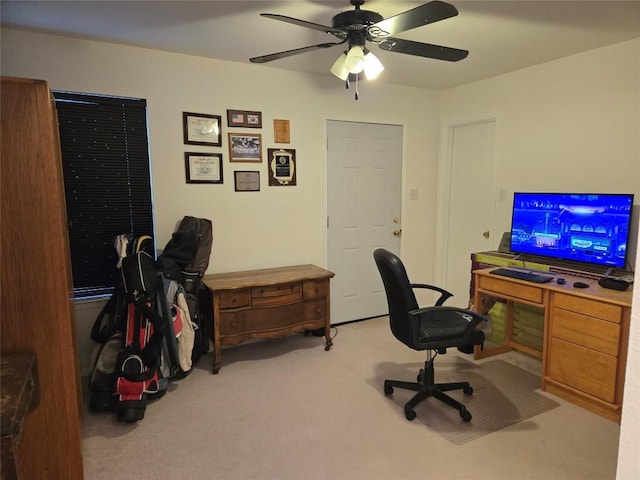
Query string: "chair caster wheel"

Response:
xmin=463 ymin=386 xmax=473 ymax=396
xmin=384 ymin=382 xmax=393 ymax=395
xmin=460 ymin=408 xmax=472 ymax=422
xmin=405 ymin=407 xmax=417 ymax=421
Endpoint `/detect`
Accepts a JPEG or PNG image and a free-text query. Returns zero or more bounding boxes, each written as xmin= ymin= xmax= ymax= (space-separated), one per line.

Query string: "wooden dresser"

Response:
xmin=202 ymin=265 xmax=335 ymax=373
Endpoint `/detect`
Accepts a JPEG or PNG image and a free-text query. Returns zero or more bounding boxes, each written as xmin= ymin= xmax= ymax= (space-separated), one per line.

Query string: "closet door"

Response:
xmin=1 ymin=77 xmax=84 ymax=479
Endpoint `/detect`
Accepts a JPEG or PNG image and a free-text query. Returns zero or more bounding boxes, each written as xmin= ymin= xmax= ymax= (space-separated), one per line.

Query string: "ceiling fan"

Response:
xmin=249 ymin=0 xmax=468 ymax=98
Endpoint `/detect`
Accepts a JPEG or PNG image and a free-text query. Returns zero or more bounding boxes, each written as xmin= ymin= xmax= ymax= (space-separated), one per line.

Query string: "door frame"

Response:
xmin=322 ymin=112 xmax=408 ymax=276
xmin=434 ymin=115 xmax=500 ymax=287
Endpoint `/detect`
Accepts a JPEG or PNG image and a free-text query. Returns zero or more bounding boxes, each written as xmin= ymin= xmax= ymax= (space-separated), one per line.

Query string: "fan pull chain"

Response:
xmin=355 ymin=74 xmax=359 ymax=100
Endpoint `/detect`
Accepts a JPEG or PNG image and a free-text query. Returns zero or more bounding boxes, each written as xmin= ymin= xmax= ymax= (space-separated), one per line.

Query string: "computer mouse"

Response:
xmin=556 ymin=278 xmax=566 ymax=285
xmin=573 ymin=281 xmax=590 ymax=289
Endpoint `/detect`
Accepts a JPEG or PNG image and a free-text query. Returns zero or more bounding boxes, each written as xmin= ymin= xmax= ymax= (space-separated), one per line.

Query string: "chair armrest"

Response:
xmin=410 ymin=283 xmax=453 ymax=306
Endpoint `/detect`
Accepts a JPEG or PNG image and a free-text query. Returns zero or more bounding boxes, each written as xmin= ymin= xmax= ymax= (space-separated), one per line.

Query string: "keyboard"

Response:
xmin=489 ymin=268 xmax=554 ymax=283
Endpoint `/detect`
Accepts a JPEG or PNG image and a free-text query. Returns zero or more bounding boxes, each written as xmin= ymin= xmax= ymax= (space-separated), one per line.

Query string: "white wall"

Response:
xmin=618 ymin=243 xmax=640 ymax=478
xmin=0 ymin=28 xmax=442 ymax=278
xmin=440 ymin=39 xmax=640 ymax=245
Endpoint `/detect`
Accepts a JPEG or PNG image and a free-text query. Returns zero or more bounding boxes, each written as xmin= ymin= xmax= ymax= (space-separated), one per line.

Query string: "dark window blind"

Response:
xmin=53 ymin=91 xmax=154 ymax=298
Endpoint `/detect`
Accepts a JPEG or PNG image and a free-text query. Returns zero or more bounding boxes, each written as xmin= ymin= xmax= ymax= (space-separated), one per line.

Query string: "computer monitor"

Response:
xmin=509 ymin=192 xmax=634 ymax=269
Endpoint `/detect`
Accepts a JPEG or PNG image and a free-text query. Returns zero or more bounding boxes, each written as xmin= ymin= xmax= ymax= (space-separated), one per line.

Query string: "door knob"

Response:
xmin=483 ymin=230 xmax=490 ymax=239
xmin=393 ymin=229 xmax=402 ymax=237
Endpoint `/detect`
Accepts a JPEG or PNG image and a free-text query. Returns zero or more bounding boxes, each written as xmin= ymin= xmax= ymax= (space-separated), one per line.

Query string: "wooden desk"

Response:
xmin=202 ymin=265 xmax=335 ymax=373
xmin=473 ymin=268 xmax=632 ymax=422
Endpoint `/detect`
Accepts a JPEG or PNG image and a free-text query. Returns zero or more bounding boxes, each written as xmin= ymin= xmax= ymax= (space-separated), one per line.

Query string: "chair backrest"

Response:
xmin=373 ymin=248 xmax=419 ymax=347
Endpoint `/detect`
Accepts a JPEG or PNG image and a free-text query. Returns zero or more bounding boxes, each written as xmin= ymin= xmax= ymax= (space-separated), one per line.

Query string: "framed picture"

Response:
xmin=234 ymin=171 xmax=260 ymax=192
xmin=183 ymin=112 xmax=222 ymax=146
xmin=273 ymin=119 xmax=290 ymax=143
xmin=228 ymin=133 xmax=262 ymax=162
xmin=267 ymin=148 xmax=296 ymax=186
xmin=227 ymin=109 xmax=262 ymax=128
xmin=184 ymin=152 xmax=223 ymax=184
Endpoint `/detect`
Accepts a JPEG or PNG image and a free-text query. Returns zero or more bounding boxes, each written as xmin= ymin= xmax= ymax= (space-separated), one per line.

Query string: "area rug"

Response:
xmin=388 ymin=358 xmax=560 ymax=445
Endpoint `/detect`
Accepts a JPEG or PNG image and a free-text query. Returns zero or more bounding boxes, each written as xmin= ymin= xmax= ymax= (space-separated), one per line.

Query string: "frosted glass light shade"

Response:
xmin=364 ymin=52 xmax=384 ymax=80
xmin=330 ymin=53 xmax=348 ymax=80
xmin=345 ymin=45 xmax=365 ymax=74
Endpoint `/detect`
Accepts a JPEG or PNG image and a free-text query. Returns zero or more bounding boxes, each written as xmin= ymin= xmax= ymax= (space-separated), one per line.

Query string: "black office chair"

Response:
xmin=373 ymin=248 xmax=486 ymax=422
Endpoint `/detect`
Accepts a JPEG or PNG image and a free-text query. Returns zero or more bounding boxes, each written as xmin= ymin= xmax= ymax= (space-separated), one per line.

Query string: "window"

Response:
xmin=53 ymin=91 xmax=154 ymax=299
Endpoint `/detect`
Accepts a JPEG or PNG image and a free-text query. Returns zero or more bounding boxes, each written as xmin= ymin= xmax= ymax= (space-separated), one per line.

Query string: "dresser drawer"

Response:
xmin=477 ymin=275 xmax=543 ymax=304
xmin=251 ymin=283 xmax=302 ymax=307
xmin=217 ymin=289 xmax=250 ymax=309
xmin=553 ymin=293 xmax=622 ymax=323
xmin=303 ymin=280 xmax=329 ymax=300
xmin=219 ymin=299 xmax=327 ymax=336
xmin=551 ymin=307 xmax=620 ymax=356
xmin=548 ymin=337 xmax=617 ymax=403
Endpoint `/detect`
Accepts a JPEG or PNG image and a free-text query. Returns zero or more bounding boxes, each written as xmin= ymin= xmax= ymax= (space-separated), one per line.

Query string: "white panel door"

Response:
xmin=327 ymin=120 xmax=402 ymax=324
xmin=444 ymin=119 xmax=497 ymax=306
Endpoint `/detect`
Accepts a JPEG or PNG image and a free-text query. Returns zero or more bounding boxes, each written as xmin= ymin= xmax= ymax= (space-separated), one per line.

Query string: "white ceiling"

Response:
xmin=1 ymin=1 xmax=639 ymax=90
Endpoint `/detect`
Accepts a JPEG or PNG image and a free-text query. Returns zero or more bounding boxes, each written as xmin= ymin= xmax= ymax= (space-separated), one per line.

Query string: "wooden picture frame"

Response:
xmin=183 ymin=112 xmax=222 ymax=146
xmin=234 ymin=171 xmax=260 ymax=192
xmin=185 ymin=152 xmax=223 ymax=184
xmin=227 ymin=109 xmax=262 ymax=128
xmin=228 ymin=132 xmax=262 ymax=162
xmin=267 ymin=148 xmax=296 ymax=186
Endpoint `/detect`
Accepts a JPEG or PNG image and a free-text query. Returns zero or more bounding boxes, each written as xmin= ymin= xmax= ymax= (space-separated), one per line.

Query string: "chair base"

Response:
xmin=384 ymin=357 xmax=474 ymax=422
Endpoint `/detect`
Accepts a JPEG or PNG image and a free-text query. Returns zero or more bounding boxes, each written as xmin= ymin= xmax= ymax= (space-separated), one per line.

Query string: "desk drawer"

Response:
xmin=548 ymin=337 xmax=616 ymax=403
xmin=477 ymin=276 xmax=543 ymax=304
xmin=551 ymin=307 xmax=620 ymax=356
xmin=251 ymin=283 xmax=302 ymax=307
xmin=553 ymin=293 xmax=622 ymax=323
xmin=217 ymin=289 xmax=250 ymax=309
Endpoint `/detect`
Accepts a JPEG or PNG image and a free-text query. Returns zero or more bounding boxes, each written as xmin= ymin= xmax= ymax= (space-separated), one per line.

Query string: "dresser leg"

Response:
xmin=212 ymin=350 xmax=221 ymax=374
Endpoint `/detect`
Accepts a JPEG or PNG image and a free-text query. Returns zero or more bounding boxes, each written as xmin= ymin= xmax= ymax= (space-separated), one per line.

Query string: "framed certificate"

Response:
xmin=273 ymin=119 xmax=290 ymax=143
xmin=185 ymin=152 xmax=223 ymax=184
xmin=234 ymin=171 xmax=260 ymax=192
xmin=183 ymin=112 xmax=222 ymax=146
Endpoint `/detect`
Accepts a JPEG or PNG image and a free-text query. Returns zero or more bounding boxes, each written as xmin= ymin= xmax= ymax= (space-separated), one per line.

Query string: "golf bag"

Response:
xmin=88 ymin=235 xmax=154 ymax=413
xmin=114 ymin=249 xmax=168 ymax=422
xmin=158 ymin=216 xmax=213 ymax=363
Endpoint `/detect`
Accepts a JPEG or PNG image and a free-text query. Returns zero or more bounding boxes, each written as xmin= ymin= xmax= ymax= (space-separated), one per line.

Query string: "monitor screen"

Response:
xmin=510 ymin=192 xmax=634 ymax=269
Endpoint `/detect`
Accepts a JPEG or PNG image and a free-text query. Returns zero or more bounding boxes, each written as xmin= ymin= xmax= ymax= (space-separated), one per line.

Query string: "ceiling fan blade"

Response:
xmin=260 ymin=13 xmax=347 ymax=38
xmin=368 ymin=1 xmax=459 ymax=38
xmin=378 ymin=37 xmax=468 ymax=62
xmin=250 ymin=40 xmax=346 ymax=64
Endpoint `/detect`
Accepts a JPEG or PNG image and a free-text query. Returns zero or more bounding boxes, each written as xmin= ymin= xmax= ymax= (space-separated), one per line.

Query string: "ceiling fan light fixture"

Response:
xmin=363 ymin=51 xmax=384 ymax=80
xmin=345 ymin=45 xmax=365 ymax=74
xmin=330 ymin=53 xmax=349 ymax=80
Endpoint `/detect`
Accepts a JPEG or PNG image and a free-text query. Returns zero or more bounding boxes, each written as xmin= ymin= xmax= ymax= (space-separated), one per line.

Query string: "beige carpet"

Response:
xmin=81 ymin=317 xmax=619 ymax=480
xmin=387 ymin=357 xmax=560 ymax=445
